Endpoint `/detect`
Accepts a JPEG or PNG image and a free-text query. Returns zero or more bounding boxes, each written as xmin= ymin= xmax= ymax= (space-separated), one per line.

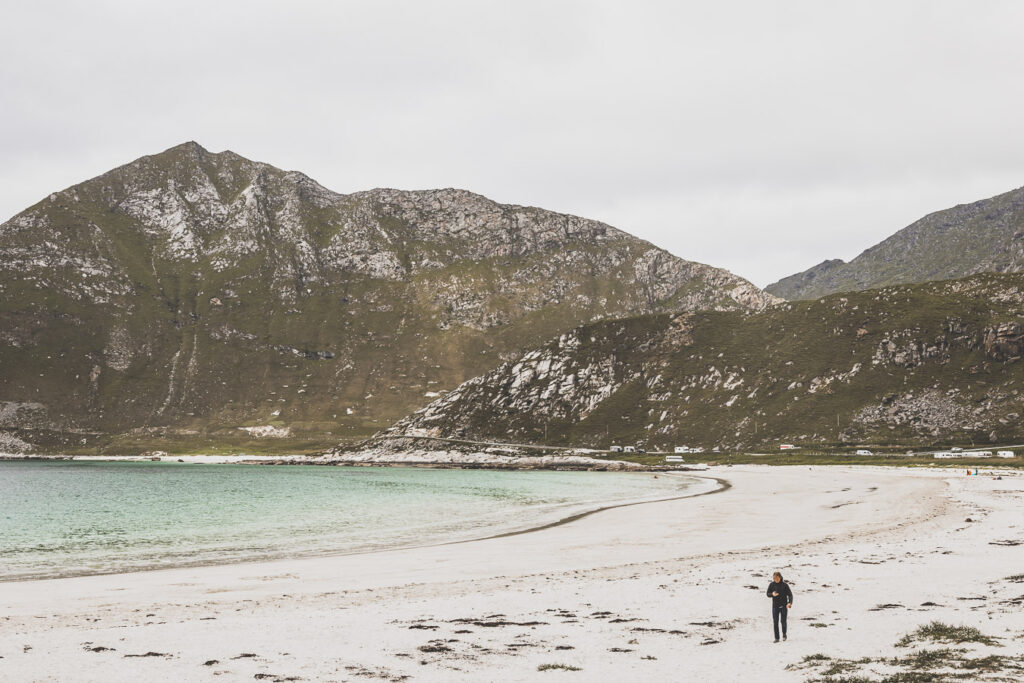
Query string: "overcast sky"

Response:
xmin=3 ymin=1 xmax=1023 ymax=286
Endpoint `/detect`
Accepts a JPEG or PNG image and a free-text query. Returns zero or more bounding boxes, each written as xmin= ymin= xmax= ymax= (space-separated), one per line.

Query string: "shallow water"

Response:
xmin=0 ymin=460 xmax=702 ymax=580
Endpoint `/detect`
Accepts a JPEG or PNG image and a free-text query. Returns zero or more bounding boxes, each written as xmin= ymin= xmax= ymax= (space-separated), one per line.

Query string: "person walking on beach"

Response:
xmin=766 ymin=571 xmax=793 ymax=642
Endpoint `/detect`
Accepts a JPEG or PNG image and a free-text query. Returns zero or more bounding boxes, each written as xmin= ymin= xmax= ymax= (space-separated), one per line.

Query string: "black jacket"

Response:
xmin=767 ymin=581 xmax=793 ymax=608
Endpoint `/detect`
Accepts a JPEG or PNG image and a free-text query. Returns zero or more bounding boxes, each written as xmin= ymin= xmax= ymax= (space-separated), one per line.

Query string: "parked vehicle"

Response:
xmin=855 ymin=449 xmax=873 ymax=455
xmin=997 ymin=450 xmax=1015 ymax=458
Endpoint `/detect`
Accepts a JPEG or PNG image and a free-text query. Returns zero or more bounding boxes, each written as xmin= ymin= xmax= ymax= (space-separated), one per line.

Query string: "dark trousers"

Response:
xmin=772 ymin=605 xmax=788 ymax=639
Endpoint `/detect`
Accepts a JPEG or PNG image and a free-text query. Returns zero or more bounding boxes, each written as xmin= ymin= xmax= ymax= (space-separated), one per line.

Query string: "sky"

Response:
xmin=2 ymin=1 xmax=1024 ymax=287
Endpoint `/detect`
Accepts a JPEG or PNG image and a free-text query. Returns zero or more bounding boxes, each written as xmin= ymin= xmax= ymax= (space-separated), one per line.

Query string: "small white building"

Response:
xmin=997 ymin=450 xmax=1015 ymax=458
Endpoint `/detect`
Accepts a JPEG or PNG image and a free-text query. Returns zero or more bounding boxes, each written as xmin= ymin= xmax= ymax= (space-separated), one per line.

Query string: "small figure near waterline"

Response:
xmin=766 ymin=571 xmax=793 ymax=642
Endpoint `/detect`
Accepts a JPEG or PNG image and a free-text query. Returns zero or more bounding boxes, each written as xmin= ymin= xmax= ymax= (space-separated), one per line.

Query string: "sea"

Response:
xmin=0 ymin=460 xmax=708 ymax=581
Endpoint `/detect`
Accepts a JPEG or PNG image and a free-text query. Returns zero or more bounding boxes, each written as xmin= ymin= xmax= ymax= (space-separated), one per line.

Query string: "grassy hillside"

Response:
xmin=385 ymin=273 xmax=1024 ymax=451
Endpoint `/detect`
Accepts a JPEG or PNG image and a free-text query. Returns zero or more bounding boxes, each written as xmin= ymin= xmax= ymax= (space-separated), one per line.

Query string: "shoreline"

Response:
xmin=2 ymin=466 xmax=1021 ymax=681
xmin=4 ymin=450 xmax=1016 ymax=473
xmin=443 ymin=475 xmax=730 ymax=544
xmin=0 ymin=470 xmax=721 ymax=584
xmin=0 ymin=452 xmax=665 ymax=471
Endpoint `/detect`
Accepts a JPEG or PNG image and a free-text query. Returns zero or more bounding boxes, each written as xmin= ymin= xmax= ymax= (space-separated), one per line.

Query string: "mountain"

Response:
xmin=380 ymin=273 xmax=1024 ymax=451
xmin=0 ymin=142 xmax=775 ymax=453
xmin=766 ymin=186 xmax=1024 ymax=300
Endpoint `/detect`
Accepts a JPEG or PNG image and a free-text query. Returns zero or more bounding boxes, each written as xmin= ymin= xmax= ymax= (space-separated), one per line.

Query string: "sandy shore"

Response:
xmin=1 ymin=466 xmax=1021 ymax=681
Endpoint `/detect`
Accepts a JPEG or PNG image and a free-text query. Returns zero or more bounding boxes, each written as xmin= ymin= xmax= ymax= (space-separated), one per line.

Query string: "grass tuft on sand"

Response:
xmin=537 ymin=663 xmax=582 ymax=672
xmin=896 ymin=621 xmax=1001 ymax=647
xmin=799 ymin=622 xmax=1022 ymax=682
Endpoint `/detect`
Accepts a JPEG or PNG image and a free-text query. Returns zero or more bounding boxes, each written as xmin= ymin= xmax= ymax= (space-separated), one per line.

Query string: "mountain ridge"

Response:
xmin=0 ymin=142 xmax=775 ymax=453
xmin=766 ymin=185 xmax=1024 ymax=300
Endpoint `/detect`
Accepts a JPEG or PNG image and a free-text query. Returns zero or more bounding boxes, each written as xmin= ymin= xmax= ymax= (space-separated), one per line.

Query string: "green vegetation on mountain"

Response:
xmin=767 ymin=186 xmax=1024 ymax=300
xmin=0 ymin=142 xmax=773 ymax=453
xmin=385 ymin=273 xmax=1024 ymax=451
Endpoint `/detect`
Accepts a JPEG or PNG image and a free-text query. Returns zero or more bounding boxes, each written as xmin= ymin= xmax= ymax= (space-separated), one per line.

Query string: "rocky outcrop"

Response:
xmin=982 ymin=323 xmax=1024 ymax=361
xmin=318 ymin=443 xmax=643 ymax=470
xmin=387 ymin=329 xmax=639 ymax=438
xmin=852 ymin=390 xmax=974 ymax=438
xmin=869 ymin=319 xmax=1024 ymax=368
xmin=0 ymin=431 xmax=35 ymax=454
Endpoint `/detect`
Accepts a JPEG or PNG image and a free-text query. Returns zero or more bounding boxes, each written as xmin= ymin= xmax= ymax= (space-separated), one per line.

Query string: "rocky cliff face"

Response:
xmin=766 ymin=186 xmax=1024 ymax=300
xmin=383 ymin=273 xmax=1024 ymax=450
xmin=0 ymin=142 xmax=775 ymax=451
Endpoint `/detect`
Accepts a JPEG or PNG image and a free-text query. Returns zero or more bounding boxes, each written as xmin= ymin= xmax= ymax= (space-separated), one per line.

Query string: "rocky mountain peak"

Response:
xmin=0 ymin=143 xmax=776 ymax=451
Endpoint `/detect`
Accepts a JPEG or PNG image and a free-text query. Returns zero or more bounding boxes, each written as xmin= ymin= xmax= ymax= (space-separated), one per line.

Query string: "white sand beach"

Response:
xmin=1 ymin=465 xmax=1021 ymax=682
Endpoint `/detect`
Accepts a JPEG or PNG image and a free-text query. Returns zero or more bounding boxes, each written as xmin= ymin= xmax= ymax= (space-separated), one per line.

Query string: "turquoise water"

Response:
xmin=0 ymin=461 xmax=702 ymax=581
